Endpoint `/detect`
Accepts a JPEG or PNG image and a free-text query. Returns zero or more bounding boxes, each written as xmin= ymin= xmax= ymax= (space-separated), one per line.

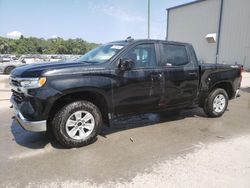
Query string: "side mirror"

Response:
xmin=119 ymin=58 xmax=135 ymax=71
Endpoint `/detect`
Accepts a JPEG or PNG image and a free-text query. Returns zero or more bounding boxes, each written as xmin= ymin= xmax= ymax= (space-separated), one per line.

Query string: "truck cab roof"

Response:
xmin=109 ymin=39 xmax=191 ymax=47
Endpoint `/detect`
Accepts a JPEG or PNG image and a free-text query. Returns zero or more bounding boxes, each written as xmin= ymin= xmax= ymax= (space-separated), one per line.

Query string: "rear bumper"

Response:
xmin=11 ymin=98 xmax=47 ymax=132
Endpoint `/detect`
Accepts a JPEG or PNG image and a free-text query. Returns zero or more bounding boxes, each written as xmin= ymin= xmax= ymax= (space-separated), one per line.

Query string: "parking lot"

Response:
xmin=0 ymin=74 xmax=250 ymax=188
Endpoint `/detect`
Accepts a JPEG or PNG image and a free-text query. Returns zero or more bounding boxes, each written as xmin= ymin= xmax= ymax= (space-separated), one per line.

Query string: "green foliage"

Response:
xmin=0 ymin=36 xmax=99 ymax=55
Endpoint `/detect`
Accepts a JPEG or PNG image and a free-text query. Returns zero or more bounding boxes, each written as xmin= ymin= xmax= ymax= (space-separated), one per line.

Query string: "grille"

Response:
xmin=12 ymin=89 xmax=24 ymax=103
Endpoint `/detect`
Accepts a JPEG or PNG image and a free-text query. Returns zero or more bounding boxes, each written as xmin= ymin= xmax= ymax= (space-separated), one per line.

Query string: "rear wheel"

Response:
xmin=52 ymin=100 xmax=102 ymax=148
xmin=203 ymin=88 xmax=228 ymax=117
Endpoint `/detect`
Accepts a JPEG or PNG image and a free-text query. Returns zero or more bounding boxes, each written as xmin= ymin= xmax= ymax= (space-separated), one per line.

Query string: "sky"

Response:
xmin=0 ymin=0 xmax=192 ymax=43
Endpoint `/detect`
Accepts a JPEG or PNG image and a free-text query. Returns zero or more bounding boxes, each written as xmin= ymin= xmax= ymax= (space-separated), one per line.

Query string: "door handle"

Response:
xmin=151 ymin=73 xmax=163 ymax=83
xmin=188 ymin=72 xmax=197 ymax=77
xmin=151 ymin=73 xmax=163 ymax=79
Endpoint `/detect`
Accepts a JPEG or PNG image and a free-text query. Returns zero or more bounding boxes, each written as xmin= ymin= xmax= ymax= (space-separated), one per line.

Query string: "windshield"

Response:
xmin=78 ymin=43 xmax=125 ymax=64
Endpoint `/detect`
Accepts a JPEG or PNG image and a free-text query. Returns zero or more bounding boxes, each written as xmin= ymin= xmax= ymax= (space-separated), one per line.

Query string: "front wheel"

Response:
xmin=52 ymin=100 xmax=102 ymax=148
xmin=203 ymin=88 xmax=228 ymax=117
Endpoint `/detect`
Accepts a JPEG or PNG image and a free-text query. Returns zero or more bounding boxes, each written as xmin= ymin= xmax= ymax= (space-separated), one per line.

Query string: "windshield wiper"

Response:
xmin=79 ymin=60 xmax=91 ymax=64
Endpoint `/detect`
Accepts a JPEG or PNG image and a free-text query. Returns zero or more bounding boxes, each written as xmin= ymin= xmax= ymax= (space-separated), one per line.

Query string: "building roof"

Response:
xmin=166 ymin=0 xmax=207 ymax=11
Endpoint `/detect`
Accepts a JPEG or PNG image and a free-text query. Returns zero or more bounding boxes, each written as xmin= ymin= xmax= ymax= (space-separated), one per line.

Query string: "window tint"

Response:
xmin=162 ymin=44 xmax=189 ymax=66
xmin=124 ymin=44 xmax=157 ymax=68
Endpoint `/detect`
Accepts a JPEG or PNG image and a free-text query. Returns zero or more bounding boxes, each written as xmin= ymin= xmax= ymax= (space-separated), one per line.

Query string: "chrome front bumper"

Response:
xmin=11 ymin=98 xmax=47 ymax=132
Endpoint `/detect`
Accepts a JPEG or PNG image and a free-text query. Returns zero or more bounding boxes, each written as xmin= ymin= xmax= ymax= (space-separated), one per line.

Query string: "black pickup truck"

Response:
xmin=10 ymin=38 xmax=242 ymax=147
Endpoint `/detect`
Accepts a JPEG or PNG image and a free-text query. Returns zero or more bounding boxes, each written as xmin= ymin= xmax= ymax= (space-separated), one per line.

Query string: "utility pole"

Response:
xmin=147 ymin=0 xmax=150 ymax=39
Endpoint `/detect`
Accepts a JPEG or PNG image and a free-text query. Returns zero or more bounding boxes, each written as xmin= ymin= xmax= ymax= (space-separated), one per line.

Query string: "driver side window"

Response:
xmin=123 ymin=44 xmax=157 ymax=68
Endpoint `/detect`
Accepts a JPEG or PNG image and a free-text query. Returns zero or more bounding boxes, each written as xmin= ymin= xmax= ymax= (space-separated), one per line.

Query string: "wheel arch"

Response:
xmin=210 ymin=81 xmax=234 ymax=99
xmin=199 ymin=80 xmax=234 ymax=107
xmin=47 ymin=89 xmax=111 ymax=127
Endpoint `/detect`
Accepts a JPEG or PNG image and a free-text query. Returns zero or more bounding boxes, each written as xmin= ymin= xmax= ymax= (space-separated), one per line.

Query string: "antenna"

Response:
xmin=125 ymin=36 xmax=134 ymax=42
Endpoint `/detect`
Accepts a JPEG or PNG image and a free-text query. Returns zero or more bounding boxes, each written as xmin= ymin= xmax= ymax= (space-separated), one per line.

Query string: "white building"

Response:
xmin=166 ymin=0 xmax=250 ymax=70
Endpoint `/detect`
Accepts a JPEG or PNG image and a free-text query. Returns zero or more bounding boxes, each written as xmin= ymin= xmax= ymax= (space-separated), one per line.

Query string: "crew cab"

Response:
xmin=9 ymin=38 xmax=242 ymax=148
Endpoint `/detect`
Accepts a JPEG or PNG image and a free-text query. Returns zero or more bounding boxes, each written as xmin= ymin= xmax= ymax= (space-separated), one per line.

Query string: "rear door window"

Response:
xmin=161 ymin=44 xmax=189 ymax=66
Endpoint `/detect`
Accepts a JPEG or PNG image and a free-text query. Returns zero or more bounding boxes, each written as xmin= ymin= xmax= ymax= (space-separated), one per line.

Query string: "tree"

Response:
xmin=0 ymin=38 xmax=10 ymax=53
xmin=0 ymin=36 xmax=99 ymax=55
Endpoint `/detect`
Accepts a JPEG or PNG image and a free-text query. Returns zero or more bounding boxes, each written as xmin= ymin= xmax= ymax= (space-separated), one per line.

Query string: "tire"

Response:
xmin=4 ymin=66 xmax=15 ymax=74
xmin=52 ymin=100 xmax=102 ymax=148
xmin=203 ymin=88 xmax=228 ymax=117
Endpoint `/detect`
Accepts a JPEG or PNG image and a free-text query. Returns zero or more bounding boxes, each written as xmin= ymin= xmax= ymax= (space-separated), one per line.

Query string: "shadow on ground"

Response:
xmin=11 ymin=107 xmax=206 ymax=150
xmin=102 ymin=107 xmax=206 ymax=136
xmin=11 ymin=120 xmax=64 ymax=149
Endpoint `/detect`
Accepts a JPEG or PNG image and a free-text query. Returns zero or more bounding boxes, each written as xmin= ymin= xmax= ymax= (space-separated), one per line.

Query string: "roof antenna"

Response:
xmin=125 ymin=36 xmax=134 ymax=42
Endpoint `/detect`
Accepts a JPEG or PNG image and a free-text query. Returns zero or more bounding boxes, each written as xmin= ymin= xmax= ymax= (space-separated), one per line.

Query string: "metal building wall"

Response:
xmin=167 ymin=0 xmax=220 ymax=64
xmin=218 ymin=0 xmax=250 ymax=70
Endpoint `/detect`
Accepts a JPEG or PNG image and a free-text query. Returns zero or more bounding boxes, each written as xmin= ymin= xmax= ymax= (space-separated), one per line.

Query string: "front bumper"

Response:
xmin=11 ymin=98 xmax=47 ymax=132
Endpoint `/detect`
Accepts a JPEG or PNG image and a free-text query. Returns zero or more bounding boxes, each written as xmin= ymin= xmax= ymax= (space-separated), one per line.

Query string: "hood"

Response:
xmin=11 ymin=60 xmax=105 ymax=77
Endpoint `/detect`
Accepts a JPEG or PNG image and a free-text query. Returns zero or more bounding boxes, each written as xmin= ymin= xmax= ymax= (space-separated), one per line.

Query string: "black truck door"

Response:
xmin=113 ymin=43 xmax=164 ymax=115
xmin=160 ymin=43 xmax=199 ymax=107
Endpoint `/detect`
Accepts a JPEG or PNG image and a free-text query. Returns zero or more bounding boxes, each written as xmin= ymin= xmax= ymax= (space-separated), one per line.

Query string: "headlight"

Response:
xmin=20 ymin=77 xmax=46 ymax=89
